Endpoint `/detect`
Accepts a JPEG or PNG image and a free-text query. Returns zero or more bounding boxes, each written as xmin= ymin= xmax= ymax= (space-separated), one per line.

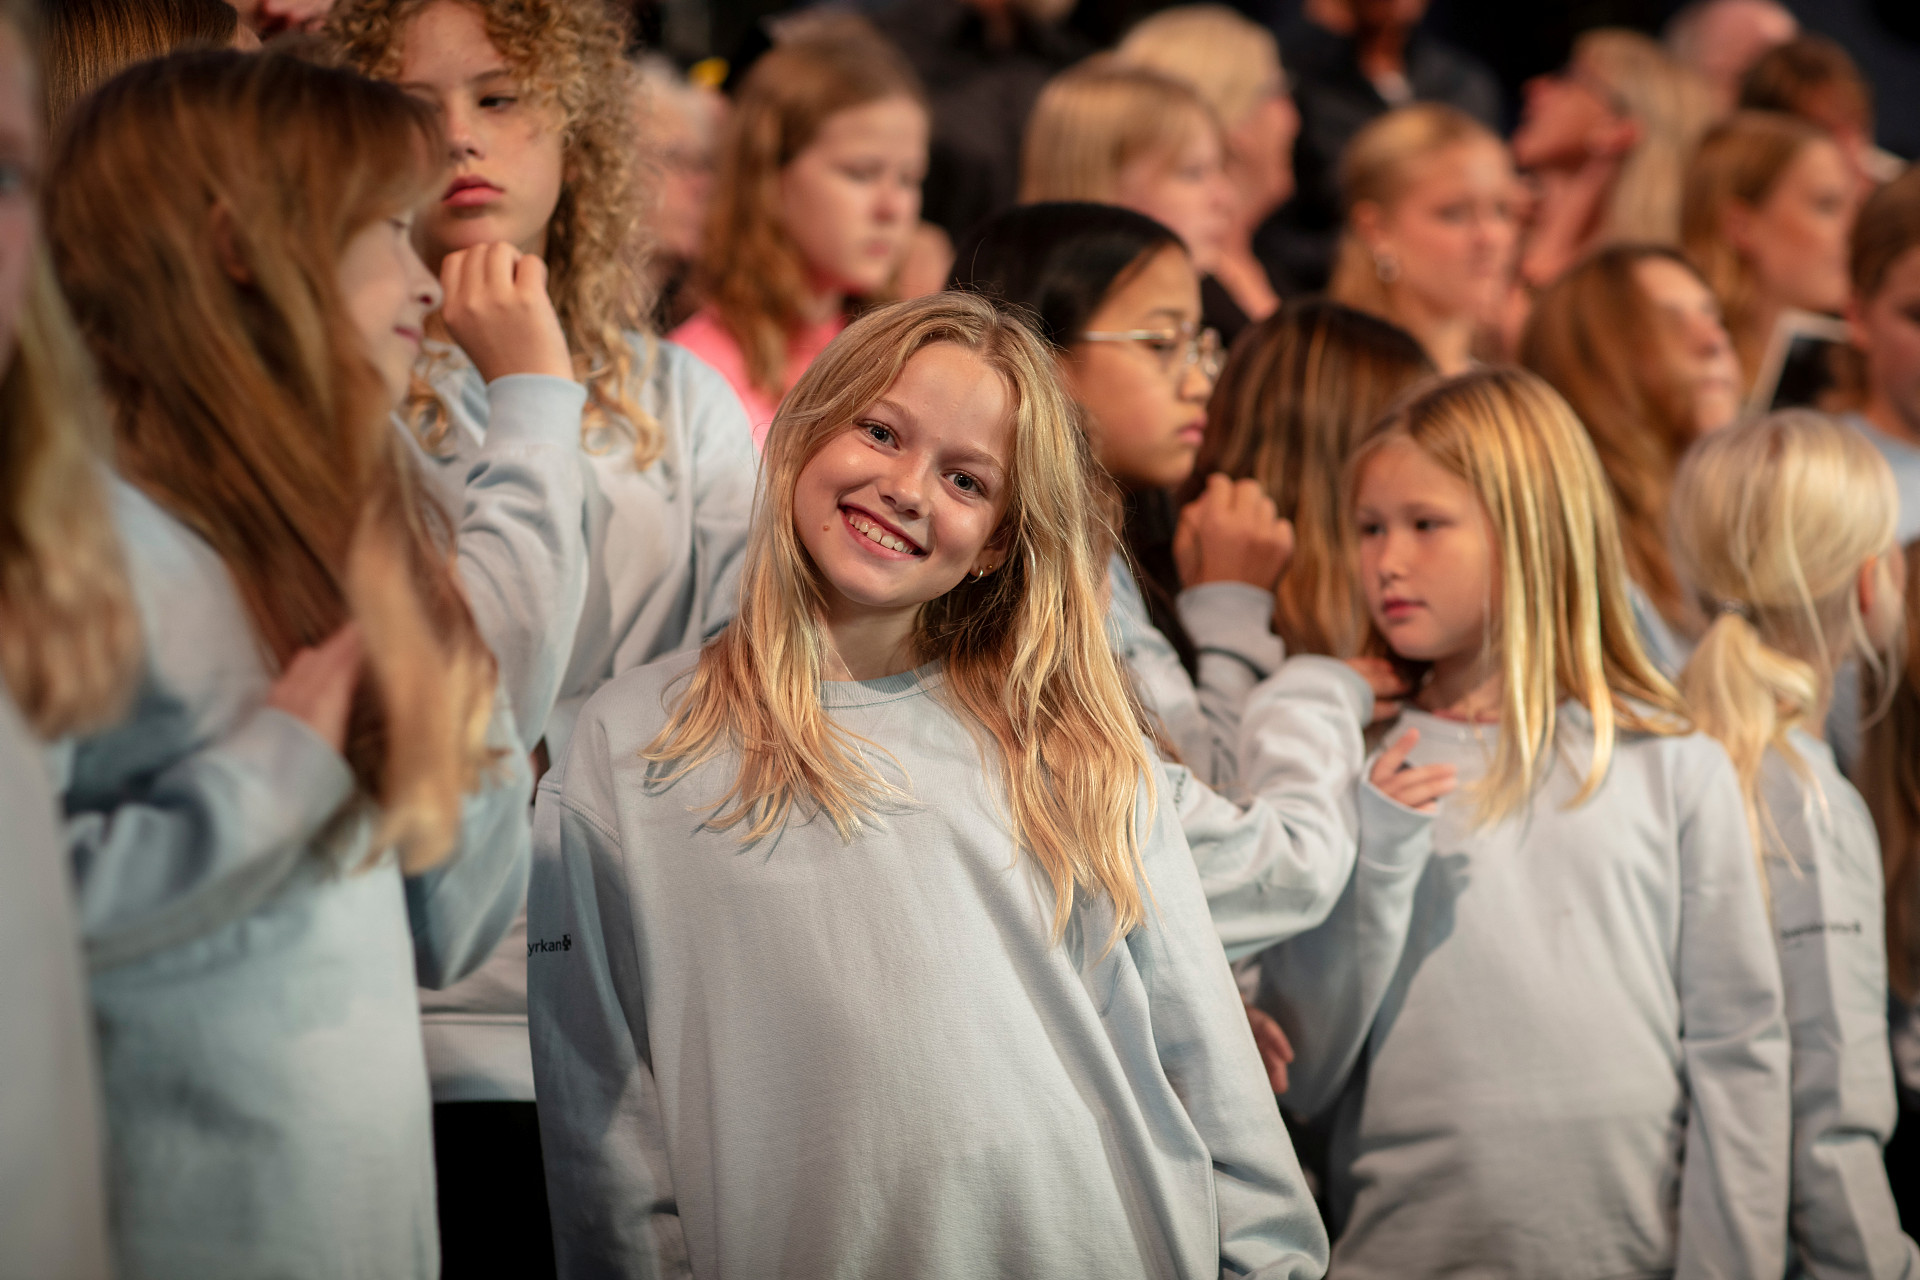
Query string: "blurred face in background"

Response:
xmin=1509 ymin=50 xmax=1633 ymax=172
xmin=1850 ymin=246 xmax=1920 ymax=441
xmin=1224 ymin=61 xmax=1299 ymax=224
xmin=1633 ymin=255 xmax=1740 ymax=434
xmin=0 ymin=22 xmax=35 ymax=370
xmin=778 ymin=94 xmax=928 ymax=300
xmin=1113 ymin=114 xmax=1234 ymax=274
xmin=1727 ymin=136 xmax=1856 ymax=316
xmin=644 ymin=80 xmax=724 ymax=264
xmin=1357 ymin=137 xmax=1518 ymax=327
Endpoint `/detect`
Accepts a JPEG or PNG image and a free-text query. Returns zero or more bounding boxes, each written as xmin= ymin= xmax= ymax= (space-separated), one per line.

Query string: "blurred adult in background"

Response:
xmin=1181 ymin=299 xmax=1431 ymax=658
xmin=1522 ymin=245 xmax=1741 ymax=674
xmin=1256 ymin=0 xmax=1500 ymax=294
xmin=1741 ymin=34 xmax=1903 ymax=196
xmin=1683 ymin=110 xmax=1859 ymax=396
xmin=1326 ymin=102 xmax=1517 ymax=374
xmin=1843 ymin=168 xmax=1920 ymax=542
xmin=633 ymin=55 xmax=724 ymax=332
xmin=1019 ymin=56 xmax=1247 ymax=340
xmin=872 ymin=0 xmax=1083 ymax=243
xmin=1510 ymin=30 xmax=1716 ymax=290
xmin=1114 ymin=5 xmax=1299 ymax=332
xmin=40 ymin=0 xmax=245 ymax=128
xmin=671 ymin=21 xmax=927 ymax=447
xmin=1662 ymin=0 xmax=1797 ymax=115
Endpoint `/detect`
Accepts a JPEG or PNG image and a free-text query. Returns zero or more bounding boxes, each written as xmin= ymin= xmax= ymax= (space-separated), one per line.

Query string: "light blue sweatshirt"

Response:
xmin=0 ymin=685 xmax=110 ymax=1279
xmin=395 ymin=370 xmax=590 ymax=748
xmin=66 ymin=479 xmax=533 ymax=1279
xmin=1761 ymin=732 xmax=1920 ymax=1278
xmin=1257 ymin=701 xmax=1791 ymax=1279
xmin=528 ymin=652 xmax=1331 ymax=1279
xmin=411 ymin=335 xmax=757 ymax=1103
xmin=1107 ymin=552 xmax=1285 ymax=797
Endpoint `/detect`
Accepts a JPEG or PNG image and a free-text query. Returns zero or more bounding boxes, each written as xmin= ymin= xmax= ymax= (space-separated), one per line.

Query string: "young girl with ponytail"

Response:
xmin=1672 ymin=409 xmax=1920 ymax=1275
xmin=1257 ymin=368 xmax=1791 ymax=1275
xmin=48 ymin=50 xmax=531 ymax=1277
xmin=528 ymin=292 xmax=1329 ymax=1279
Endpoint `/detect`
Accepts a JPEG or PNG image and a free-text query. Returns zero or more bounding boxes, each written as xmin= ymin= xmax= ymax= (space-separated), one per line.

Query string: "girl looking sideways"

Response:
xmin=529 ymin=291 xmax=1329 ymax=1279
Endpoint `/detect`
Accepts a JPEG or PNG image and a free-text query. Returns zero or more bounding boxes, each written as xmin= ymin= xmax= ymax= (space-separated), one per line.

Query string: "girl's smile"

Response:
xmin=840 ymin=504 xmax=925 ymax=558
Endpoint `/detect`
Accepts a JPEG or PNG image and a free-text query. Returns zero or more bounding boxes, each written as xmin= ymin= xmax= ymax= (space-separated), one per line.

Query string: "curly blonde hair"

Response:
xmin=328 ymin=0 xmax=662 ymax=466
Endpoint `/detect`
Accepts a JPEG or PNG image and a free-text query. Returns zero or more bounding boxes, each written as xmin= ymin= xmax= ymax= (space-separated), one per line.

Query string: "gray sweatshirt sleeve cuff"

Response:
xmin=1356 ymin=774 xmax=1435 ymax=871
xmin=1177 ymin=581 xmax=1284 ymax=676
xmin=1271 ymin=654 xmax=1375 ymax=722
xmin=482 ymin=374 xmax=588 ymax=449
xmin=230 ymin=707 xmax=358 ymax=838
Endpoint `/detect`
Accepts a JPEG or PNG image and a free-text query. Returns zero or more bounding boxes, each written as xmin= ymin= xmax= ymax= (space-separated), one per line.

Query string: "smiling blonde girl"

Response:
xmin=529 ymin=291 xmax=1328 ymax=1279
xmin=1255 ymin=368 xmax=1791 ymax=1276
xmin=1673 ymin=410 xmax=1920 ymax=1276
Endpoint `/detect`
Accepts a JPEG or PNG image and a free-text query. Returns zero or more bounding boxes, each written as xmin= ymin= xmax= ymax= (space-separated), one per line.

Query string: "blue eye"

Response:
xmin=949 ymin=472 xmax=981 ymax=494
xmin=861 ymin=421 xmax=895 ymax=445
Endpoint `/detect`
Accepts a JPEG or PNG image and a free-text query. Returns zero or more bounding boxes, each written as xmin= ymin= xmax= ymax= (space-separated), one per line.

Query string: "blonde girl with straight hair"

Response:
xmin=0 ymin=0 xmax=135 ymax=1271
xmin=528 ymin=291 xmax=1329 ymax=1279
xmin=1252 ymin=367 xmax=1792 ymax=1275
xmin=47 ymin=49 xmax=534 ymax=1278
xmin=1327 ymin=103 xmax=1519 ymax=374
xmin=668 ymin=19 xmax=929 ymax=443
xmin=1671 ymin=409 xmax=1920 ymax=1275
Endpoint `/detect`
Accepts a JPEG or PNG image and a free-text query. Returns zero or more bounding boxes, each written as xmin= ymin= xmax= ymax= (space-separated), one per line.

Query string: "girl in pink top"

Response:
xmin=670 ymin=22 xmax=928 ymax=448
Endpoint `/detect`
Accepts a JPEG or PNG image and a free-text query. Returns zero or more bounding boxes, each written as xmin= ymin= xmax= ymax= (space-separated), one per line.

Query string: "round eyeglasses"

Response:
xmin=1080 ymin=322 xmax=1224 ymax=385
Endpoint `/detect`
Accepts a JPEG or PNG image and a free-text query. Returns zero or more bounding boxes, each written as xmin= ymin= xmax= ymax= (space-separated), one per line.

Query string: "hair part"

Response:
xmin=1672 ymin=410 xmax=1901 ymax=871
xmin=645 ymin=291 xmax=1155 ymax=949
xmin=1349 ymin=367 xmax=1687 ymax=824
xmin=48 ymin=49 xmax=499 ymax=870
xmin=1188 ymin=298 xmax=1432 ymax=658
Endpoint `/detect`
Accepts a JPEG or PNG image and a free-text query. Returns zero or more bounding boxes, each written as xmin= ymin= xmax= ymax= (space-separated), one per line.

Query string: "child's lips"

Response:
xmin=1380 ymin=597 xmax=1423 ymax=619
xmin=443 ymin=176 xmax=504 ymax=208
xmin=841 ymin=505 xmax=925 ymax=558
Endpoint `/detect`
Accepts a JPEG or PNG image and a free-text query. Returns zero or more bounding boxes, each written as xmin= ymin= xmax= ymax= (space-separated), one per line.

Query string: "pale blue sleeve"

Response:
xmin=1109 ymin=559 xmax=1234 ymax=793
xmin=1763 ymin=765 xmax=1920 ymax=1278
xmin=1179 ymin=582 xmax=1285 ymax=795
xmin=1253 ymin=773 xmax=1435 ymax=1121
xmin=1175 ymin=655 xmax=1369 ymax=961
xmin=407 ymin=692 xmax=535 ymax=990
xmin=1133 ymin=767 xmax=1331 ymax=1279
xmin=528 ymin=713 xmax=688 ymax=1279
xmin=416 ymin=374 xmax=591 ymax=748
xmin=1673 ymin=740 xmax=1793 ymax=1279
xmin=681 ymin=354 xmax=756 ymax=642
xmin=66 ymin=689 xmax=358 ymax=971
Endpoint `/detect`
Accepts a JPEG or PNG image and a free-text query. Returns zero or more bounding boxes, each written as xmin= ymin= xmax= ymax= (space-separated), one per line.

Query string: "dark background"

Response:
xmin=643 ymin=0 xmax=1920 ymax=160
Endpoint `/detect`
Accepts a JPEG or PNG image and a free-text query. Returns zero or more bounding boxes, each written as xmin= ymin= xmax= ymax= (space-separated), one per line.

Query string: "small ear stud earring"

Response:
xmin=971 ymin=564 xmax=995 ymax=581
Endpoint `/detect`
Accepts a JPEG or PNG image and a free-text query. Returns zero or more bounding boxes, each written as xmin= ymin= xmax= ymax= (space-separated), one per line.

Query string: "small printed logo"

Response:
xmin=1780 ymin=919 xmax=1863 ymax=943
xmin=528 ymin=933 xmax=574 ymax=955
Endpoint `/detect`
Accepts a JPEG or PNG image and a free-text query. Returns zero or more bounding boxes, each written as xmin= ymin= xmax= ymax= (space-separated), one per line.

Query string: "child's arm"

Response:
xmin=527 ymin=721 xmax=687 ymax=1279
xmin=1173 ymin=655 xmax=1372 ymax=959
xmin=1673 ymin=742 xmax=1793 ymax=1279
xmin=1762 ymin=771 xmax=1920 ymax=1277
xmin=405 ymin=690 xmax=534 ymax=991
xmin=1249 ymin=755 xmax=1437 ymax=1121
xmin=1134 ymin=770 xmax=1331 ymax=1279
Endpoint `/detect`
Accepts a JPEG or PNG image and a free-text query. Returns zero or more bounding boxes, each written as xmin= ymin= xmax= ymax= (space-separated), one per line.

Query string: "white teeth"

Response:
xmin=847 ymin=512 xmax=915 ymax=554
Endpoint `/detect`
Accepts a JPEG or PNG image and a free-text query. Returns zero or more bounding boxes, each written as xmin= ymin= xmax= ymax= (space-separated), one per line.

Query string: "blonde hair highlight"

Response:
xmin=645 ymin=292 xmax=1154 ymax=947
xmin=1113 ymin=5 xmax=1281 ymax=130
xmin=1672 ymin=410 xmax=1900 ymax=856
xmin=1575 ymin=30 xmax=1718 ymax=246
xmin=1019 ymin=54 xmax=1220 ymax=205
xmin=1351 ymin=368 xmax=1687 ymax=823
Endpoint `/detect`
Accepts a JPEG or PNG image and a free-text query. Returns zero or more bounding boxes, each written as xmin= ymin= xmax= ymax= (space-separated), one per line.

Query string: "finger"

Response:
xmin=439 ymin=247 xmax=472 ymax=305
xmin=1371 ymin=727 xmax=1421 ymax=779
xmin=1269 ymin=1059 xmax=1289 ymax=1095
xmin=1385 ymin=768 xmax=1458 ymax=810
xmin=484 ymin=241 xmax=520 ymax=299
xmin=513 ymin=252 xmax=550 ymax=300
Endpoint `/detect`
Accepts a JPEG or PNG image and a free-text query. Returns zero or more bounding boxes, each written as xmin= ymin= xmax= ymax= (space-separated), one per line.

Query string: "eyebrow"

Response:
xmin=398 ymin=67 xmax=515 ymax=93
xmin=869 ymin=397 xmax=1008 ymax=478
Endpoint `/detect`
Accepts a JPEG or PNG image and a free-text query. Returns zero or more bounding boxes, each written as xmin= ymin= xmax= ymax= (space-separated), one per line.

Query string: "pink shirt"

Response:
xmin=669 ymin=308 xmax=845 ymax=451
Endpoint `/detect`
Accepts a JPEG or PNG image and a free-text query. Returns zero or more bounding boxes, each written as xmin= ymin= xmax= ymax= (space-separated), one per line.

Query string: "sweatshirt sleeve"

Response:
xmin=406 ymin=691 xmax=535 ymax=990
xmin=1252 ymin=770 xmax=1435 ymax=1122
xmin=1179 ymin=583 xmax=1285 ymax=792
xmin=1763 ymin=767 xmax=1920 ymax=1279
xmin=1175 ymin=655 xmax=1370 ymax=961
xmin=1132 ymin=766 xmax=1331 ymax=1279
xmin=528 ymin=714 xmax=689 ymax=1279
xmin=66 ymin=692 xmax=358 ymax=972
xmin=427 ymin=374 xmax=591 ymax=748
xmin=1672 ymin=739 xmax=1793 ymax=1280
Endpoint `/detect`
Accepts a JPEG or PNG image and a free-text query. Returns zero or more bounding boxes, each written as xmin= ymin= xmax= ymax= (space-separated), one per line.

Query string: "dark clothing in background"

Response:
xmin=873 ymin=0 xmax=1088 ymax=243
xmin=1257 ymin=15 xmax=1502 ymax=292
xmin=1202 ymin=275 xmax=1255 ymax=350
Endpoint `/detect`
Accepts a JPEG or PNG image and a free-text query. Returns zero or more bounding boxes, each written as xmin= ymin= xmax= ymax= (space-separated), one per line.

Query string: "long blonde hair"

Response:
xmin=329 ymin=0 xmax=662 ymax=466
xmin=696 ymin=20 xmax=924 ymax=400
xmin=1327 ymin=103 xmax=1504 ymax=320
xmin=1672 ymin=410 xmax=1900 ymax=850
xmin=1019 ymin=54 xmax=1219 ymax=204
xmin=1859 ymin=537 xmax=1920 ymax=1003
xmin=1350 ymin=368 xmax=1686 ymax=823
xmin=645 ymin=292 xmax=1154 ymax=947
xmin=1681 ymin=110 xmax=1832 ymax=386
xmin=1576 ymin=30 xmax=1718 ymax=246
xmin=49 ymin=50 xmax=498 ymax=871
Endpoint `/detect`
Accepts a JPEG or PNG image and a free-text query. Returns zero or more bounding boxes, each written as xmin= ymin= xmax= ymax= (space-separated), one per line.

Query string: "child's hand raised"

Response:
xmin=267 ymin=623 xmax=364 ymax=754
xmin=1368 ymin=727 xmax=1456 ymax=814
xmin=1344 ymin=656 xmax=1412 ymax=724
xmin=1244 ymin=1003 xmax=1293 ymax=1095
xmin=439 ymin=243 xmax=575 ymax=384
xmin=1173 ymin=474 xmax=1295 ymax=591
